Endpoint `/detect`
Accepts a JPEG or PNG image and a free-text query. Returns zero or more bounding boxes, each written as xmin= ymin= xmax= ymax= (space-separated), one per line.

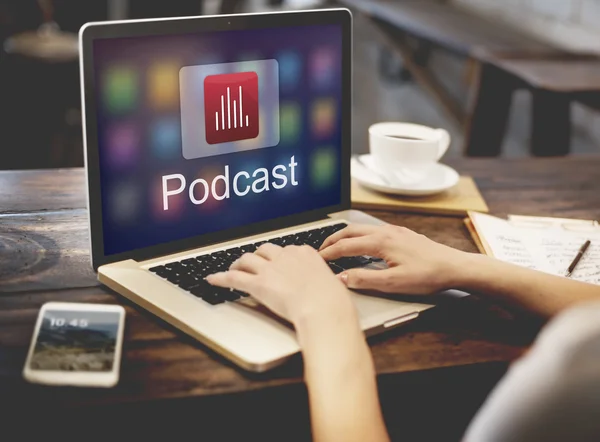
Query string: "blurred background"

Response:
xmin=1 ymin=0 xmax=599 ymax=170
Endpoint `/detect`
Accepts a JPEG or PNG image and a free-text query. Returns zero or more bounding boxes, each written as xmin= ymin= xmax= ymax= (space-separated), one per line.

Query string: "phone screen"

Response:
xmin=29 ymin=309 xmax=121 ymax=372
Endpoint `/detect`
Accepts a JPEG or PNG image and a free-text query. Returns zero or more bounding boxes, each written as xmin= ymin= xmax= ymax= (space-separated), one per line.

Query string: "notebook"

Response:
xmin=466 ymin=211 xmax=600 ymax=285
xmin=351 ymin=177 xmax=489 ymax=216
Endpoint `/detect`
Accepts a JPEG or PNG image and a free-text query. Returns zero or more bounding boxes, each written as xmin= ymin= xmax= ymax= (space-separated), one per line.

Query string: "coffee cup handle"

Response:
xmin=436 ymin=129 xmax=451 ymax=160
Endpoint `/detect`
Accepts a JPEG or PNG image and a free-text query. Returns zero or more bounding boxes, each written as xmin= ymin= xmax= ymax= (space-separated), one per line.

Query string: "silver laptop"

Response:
xmin=79 ymin=9 xmax=433 ymax=372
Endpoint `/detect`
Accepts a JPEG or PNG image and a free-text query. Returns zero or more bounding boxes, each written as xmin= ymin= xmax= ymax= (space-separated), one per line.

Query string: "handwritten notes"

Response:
xmin=542 ymin=235 xmax=600 ymax=284
xmin=469 ymin=212 xmax=600 ymax=285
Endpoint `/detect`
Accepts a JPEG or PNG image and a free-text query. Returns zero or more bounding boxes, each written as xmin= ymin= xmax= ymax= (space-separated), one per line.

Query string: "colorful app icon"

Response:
xmin=179 ymin=60 xmax=280 ymax=160
xmin=310 ymin=47 xmax=337 ymax=90
xmin=108 ymin=180 xmax=140 ymax=226
xmin=106 ymin=122 xmax=140 ymax=168
xmin=204 ymin=71 xmax=259 ymax=145
xmin=151 ymin=117 xmax=181 ymax=160
xmin=103 ymin=65 xmax=138 ymax=114
xmin=280 ymin=102 xmax=301 ymax=145
xmin=148 ymin=61 xmax=180 ymax=110
xmin=311 ymin=98 xmax=336 ymax=139
xmin=311 ymin=146 xmax=338 ymax=189
xmin=278 ymin=51 xmax=302 ymax=92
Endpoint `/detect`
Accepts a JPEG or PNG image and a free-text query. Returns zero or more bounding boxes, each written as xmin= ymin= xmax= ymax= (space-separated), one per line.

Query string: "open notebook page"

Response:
xmin=469 ymin=212 xmax=600 ymax=284
xmin=537 ymin=232 xmax=600 ymax=284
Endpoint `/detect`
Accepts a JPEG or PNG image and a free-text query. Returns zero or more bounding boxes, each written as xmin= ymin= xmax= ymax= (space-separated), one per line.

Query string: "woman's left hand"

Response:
xmin=209 ymin=244 xmax=389 ymax=442
xmin=207 ymin=243 xmax=356 ymax=327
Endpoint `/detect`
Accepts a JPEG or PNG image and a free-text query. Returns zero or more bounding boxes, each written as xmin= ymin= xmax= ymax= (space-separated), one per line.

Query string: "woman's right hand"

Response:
xmin=320 ymin=224 xmax=474 ymax=295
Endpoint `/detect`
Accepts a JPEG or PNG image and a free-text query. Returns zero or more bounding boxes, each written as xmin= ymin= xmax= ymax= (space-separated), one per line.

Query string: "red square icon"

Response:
xmin=204 ymin=71 xmax=259 ymax=145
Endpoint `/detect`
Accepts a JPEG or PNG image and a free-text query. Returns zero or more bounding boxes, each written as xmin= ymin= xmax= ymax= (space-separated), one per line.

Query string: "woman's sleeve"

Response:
xmin=464 ymin=301 xmax=600 ymax=442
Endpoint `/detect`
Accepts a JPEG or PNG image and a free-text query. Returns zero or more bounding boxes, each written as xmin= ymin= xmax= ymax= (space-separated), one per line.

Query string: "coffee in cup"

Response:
xmin=368 ymin=122 xmax=450 ymax=186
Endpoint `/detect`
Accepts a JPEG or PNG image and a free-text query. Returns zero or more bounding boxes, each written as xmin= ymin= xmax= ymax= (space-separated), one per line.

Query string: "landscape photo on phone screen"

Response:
xmin=30 ymin=310 xmax=120 ymax=372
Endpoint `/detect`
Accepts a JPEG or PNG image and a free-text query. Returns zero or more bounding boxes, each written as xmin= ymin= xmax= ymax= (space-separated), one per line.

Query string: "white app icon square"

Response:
xmin=179 ymin=59 xmax=280 ymax=160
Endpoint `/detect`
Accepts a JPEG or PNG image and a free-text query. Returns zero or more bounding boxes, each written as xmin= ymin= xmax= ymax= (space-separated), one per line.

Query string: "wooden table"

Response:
xmin=3 ymin=158 xmax=600 ymax=440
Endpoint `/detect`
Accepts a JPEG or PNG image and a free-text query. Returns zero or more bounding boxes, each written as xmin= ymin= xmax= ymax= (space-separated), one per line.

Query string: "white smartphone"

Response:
xmin=23 ymin=302 xmax=126 ymax=388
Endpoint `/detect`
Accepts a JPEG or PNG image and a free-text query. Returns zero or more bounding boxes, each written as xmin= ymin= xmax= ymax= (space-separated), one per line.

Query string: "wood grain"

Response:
xmin=0 ymin=169 xmax=86 ymax=214
xmin=0 ymin=285 xmax=533 ymax=407
xmin=0 ymin=210 xmax=97 ymax=293
xmin=2 ymin=157 xmax=599 ymax=408
xmin=493 ymin=58 xmax=600 ymax=93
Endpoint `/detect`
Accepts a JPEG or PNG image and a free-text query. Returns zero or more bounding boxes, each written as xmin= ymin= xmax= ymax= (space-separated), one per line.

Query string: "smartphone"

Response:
xmin=23 ymin=302 xmax=126 ymax=388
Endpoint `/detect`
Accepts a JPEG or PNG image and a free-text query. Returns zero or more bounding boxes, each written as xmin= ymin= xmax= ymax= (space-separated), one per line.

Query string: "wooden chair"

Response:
xmin=467 ymin=54 xmax=600 ymax=156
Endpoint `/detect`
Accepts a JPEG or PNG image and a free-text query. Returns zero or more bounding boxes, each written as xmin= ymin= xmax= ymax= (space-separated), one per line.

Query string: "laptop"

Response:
xmin=79 ymin=8 xmax=434 ymax=372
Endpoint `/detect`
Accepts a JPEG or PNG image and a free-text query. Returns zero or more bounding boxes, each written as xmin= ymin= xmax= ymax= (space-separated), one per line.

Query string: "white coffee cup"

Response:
xmin=369 ymin=122 xmax=450 ymax=186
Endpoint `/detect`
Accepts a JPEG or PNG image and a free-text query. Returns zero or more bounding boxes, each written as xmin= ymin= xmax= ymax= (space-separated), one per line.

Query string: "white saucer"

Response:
xmin=351 ymin=154 xmax=459 ymax=196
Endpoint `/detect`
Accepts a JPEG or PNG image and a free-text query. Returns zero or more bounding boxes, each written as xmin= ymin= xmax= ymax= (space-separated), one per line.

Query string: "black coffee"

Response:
xmin=386 ymin=135 xmax=424 ymax=141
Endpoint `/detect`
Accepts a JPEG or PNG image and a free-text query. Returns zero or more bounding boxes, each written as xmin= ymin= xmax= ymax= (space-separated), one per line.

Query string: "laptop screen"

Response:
xmin=92 ymin=23 xmax=344 ymax=256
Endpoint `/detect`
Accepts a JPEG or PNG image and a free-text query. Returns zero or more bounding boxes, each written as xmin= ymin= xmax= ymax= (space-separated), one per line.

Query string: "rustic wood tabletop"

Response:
xmin=2 ymin=157 xmax=599 ymax=440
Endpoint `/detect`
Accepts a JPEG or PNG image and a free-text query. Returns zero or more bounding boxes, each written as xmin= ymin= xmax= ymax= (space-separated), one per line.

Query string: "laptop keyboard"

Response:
xmin=148 ymin=223 xmax=379 ymax=306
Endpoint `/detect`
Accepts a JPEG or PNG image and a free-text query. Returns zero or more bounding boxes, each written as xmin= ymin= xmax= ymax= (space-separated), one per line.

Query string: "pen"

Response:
xmin=566 ymin=240 xmax=591 ymax=278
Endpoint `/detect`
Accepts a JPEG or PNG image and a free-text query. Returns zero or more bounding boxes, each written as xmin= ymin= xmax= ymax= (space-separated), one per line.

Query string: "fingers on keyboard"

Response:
xmin=149 ymin=223 xmax=350 ymax=305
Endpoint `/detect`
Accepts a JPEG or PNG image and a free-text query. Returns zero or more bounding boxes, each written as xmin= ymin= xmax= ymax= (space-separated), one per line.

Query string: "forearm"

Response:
xmin=296 ymin=304 xmax=389 ymax=442
xmin=456 ymin=254 xmax=600 ymax=317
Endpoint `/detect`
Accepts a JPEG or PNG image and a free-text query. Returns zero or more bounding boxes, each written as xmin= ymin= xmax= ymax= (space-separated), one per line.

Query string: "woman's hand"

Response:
xmin=209 ymin=242 xmax=389 ymax=442
xmin=320 ymin=224 xmax=473 ymax=295
xmin=207 ymin=243 xmax=356 ymax=327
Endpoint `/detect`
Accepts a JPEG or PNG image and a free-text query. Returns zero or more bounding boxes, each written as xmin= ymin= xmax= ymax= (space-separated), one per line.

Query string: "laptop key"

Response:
xmin=269 ymin=237 xmax=284 ymax=246
xmin=188 ymin=261 xmax=203 ymax=271
xmin=280 ymin=235 xmax=296 ymax=246
xmin=221 ymin=289 xmax=241 ymax=302
xmin=331 ymin=223 xmax=348 ymax=232
xmin=189 ymin=281 xmax=225 ymax=304
xmin=293 ymin=235 xmax=306 ymax=246
xmin=328 ymin=262 xmax=345 ymax=274
xmin=165 ymin=272 xmax=183 ymax=284
xmin=165 ymin=262 xmax=183 ymax=272
xmin=203 ymin=294 xmax=226 ymax=305
xmin=314 ymin=238 xmax=327 ymax=250
xmin=294 ymin=232 xmax=308 ymax=243
xmin=197 ymin=267 xmax=214 ymax=278
xmin=194 ymin=256 xmax=209 ymax=264
xmin=178 ymin=276 xmax=201 ymax=290
xmin=189 ymin=280 xmax=211 ymax=296
xmin=209 ymin=287 xmax=233 ymax=303
xmin=215 ymin=261 xmax=230 ymax=271
xmin=151 ymin=267 xmax=170 ymax=278
xmin=226 ymin=250 xmax=242 ymax=259
xmin=334 ymin=256 xmax=372 ymax=270
xmin=352 ymin=256 xmax=374 ymax=266
xmin=240 ymin=245 xmax=256 ymax=253
xmin=307 ymin=240 xmax=322 ymax=250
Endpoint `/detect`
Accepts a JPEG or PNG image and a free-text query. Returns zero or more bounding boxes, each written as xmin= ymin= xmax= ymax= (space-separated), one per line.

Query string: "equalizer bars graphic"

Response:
xmin=216 ymin=86 xmax=250 ymax=131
